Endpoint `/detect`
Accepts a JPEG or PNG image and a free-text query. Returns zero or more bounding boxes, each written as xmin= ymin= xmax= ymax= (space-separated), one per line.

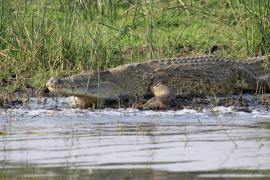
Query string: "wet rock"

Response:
xmin=234 ymin=107 xmax=252 ymax=113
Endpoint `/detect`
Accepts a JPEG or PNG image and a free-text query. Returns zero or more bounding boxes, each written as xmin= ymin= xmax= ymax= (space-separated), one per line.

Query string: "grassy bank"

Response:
xmin=0 ymin=0 xmax=269 ymax=90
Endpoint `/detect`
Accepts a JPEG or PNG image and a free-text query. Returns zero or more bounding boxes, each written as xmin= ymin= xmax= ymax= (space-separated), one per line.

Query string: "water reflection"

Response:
xmin=0 ymin=97 xmax=270 ymax=178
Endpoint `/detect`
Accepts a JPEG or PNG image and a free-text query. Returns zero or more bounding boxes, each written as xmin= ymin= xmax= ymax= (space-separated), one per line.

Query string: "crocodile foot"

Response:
xmin=142 ymin=97 xmax=174 ymax=110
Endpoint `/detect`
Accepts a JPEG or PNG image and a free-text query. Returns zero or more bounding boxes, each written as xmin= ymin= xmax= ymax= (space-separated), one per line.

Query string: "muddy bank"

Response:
xmin=1 ymin=91 xmax=270 ymax=114
xmin=0 ymin=87 xmax=51 ymax=109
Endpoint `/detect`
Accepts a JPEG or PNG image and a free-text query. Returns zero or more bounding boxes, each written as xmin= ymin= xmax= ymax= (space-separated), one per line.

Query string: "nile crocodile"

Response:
xmin=46 ymin=55 xmax=270 ymax=109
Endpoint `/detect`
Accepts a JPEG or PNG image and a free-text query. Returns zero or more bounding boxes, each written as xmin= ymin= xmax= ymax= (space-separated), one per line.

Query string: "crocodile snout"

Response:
xmin=46 ymin=77 xmax=63 ymax=87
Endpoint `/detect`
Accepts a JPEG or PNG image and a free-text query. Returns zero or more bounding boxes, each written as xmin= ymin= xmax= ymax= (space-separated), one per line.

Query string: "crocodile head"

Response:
xmin=46 ymin=71 xmax=123 ymax=103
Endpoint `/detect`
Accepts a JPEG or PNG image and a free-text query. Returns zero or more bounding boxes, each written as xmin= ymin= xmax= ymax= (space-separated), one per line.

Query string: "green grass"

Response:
xmin=0 ymin=0 xmax=269 ymax=90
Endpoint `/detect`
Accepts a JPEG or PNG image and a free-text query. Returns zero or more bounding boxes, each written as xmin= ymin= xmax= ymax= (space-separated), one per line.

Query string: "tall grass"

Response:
xmin=240 ymin=0 xmax=270 ymax=55
xmin=0 ymin=0 xmax=269 ymax=90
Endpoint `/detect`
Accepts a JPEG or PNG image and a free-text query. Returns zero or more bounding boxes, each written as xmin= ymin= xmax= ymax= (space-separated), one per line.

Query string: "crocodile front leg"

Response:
xmin=142 ymin=83 xmax=176 ymax=110
xmin=74 ymin=96 xmax=105 ymax=109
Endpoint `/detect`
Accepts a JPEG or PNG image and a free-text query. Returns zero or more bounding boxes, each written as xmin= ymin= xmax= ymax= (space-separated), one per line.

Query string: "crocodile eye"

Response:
xmin=52 ymin=78 xmax=62 ymax=84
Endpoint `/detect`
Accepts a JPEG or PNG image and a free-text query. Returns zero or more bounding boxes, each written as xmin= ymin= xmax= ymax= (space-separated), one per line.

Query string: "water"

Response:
xmin=1 ymin=97 xmax=270 ymax=179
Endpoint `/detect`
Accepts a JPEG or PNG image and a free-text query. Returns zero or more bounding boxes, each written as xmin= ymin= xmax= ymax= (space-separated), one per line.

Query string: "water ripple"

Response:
xmin=1 ymin=97 xmax=270 ymax=172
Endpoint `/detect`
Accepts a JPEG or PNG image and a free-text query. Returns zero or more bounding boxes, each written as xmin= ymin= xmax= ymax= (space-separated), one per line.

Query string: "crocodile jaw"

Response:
xmin=46 ymin=77 xmax=123 ymax=100
xmin=46 ymin=77 xmax=90 ymax=97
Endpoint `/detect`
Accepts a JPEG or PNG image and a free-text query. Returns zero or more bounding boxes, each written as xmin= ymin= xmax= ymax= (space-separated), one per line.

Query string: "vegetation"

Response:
xmin=0 ymin=0 xmax=269 ymax=89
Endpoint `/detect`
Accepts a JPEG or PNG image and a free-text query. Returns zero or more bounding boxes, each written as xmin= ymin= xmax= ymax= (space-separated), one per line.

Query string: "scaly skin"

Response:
xmin=46 ymin=55 xmax=270 ymax=109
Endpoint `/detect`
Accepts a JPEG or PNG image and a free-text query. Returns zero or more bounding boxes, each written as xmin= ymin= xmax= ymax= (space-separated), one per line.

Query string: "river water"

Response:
xmin=1 ymin=97 xmax=270 ymax=179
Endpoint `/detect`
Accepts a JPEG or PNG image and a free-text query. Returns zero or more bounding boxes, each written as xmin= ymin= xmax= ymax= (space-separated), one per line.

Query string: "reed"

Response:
xmin=240 ymin=0 xmax=270 ymax=55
